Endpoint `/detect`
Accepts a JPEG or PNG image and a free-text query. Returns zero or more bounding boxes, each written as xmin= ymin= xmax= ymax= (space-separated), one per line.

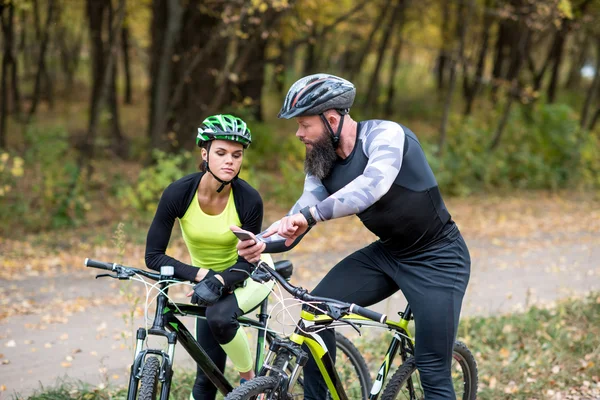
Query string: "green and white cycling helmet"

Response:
xmin=196 ymin=114 xmax=252 ymax=149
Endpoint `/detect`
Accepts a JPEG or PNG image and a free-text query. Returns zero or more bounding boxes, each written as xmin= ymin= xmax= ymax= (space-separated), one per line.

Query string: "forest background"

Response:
xmin=1 ymin=0 xmax=600 ymax=232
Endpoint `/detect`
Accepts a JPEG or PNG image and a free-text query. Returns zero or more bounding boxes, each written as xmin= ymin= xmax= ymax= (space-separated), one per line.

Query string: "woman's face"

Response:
xmin=203 ymin=140 xmax=244 ymax=181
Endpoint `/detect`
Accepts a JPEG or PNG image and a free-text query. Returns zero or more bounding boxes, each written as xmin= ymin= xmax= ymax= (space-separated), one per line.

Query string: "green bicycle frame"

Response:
xmin=127 ymin=289 xmax=277 ymax=400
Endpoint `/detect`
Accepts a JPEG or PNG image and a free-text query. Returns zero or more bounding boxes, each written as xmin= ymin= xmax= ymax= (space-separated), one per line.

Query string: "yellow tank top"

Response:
xmin=179 ymin=190 xmax=241 ymax=272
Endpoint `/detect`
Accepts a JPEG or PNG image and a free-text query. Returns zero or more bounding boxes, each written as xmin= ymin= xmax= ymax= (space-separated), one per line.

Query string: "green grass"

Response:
xmin=12 ymin=293 xmax=600 ymax=399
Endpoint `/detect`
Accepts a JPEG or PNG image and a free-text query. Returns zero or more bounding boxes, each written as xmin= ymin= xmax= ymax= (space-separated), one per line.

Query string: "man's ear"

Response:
xmin=326 ymin=110 xmax=340 ymax=131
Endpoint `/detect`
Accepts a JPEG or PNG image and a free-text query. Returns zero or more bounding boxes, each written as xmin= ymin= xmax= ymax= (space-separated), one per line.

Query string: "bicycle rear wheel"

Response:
xmin=380 ymin=341 xmax=478 ymax=400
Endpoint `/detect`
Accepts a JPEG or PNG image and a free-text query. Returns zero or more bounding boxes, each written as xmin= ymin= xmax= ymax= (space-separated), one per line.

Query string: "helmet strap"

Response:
xmin=319 ymin=111 xmax=346 ymax=149
xmin=204 ymin=142 xmax=234 ymax=193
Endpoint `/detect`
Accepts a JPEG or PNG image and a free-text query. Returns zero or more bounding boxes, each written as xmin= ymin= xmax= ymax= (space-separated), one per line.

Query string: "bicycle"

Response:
xmin=84 ymin=258 xmax=371 ymax=400
xmin=225 ymin=261 xmax=478 ymax=400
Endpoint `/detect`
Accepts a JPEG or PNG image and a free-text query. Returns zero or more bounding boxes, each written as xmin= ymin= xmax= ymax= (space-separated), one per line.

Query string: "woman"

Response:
xmin=145 ymin=114 xmax=273 ymax=399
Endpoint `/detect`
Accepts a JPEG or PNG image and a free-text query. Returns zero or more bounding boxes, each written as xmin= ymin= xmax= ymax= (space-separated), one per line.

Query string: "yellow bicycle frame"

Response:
xmin=288 ymin=309 xmax=414 ymax=400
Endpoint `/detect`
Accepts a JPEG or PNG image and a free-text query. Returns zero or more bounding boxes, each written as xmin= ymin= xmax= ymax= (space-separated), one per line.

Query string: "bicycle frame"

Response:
xmin=126 ymin=280 xmax=278 ymax=400
xmin=280 ymin=304 xmax=415 ymax=400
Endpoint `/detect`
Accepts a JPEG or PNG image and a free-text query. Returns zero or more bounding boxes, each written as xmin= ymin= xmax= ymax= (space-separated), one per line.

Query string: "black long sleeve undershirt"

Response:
xmin=145 ymin=172 xmax=263 ymax=285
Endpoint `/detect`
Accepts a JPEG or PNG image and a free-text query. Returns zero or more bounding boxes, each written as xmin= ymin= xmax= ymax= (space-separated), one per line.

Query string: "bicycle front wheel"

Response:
xmin=137 ymin=356 xmax=161 ymax=400
xmin=225 ymin=376 xmax=282 ymax=400
xmin=381 ymin=341 xmax=478 ymax=400
xmin=279 ymin=332 xmax=372 ymax=399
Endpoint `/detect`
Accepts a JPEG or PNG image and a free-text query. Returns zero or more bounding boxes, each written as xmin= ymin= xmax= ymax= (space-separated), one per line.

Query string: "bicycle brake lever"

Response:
xmin=342 ymin=318 xmax=362 ymax=336
xmin=95 ymin=273 xmax=118 ymax=279
xmin=328 ymin=305 xmax=361 ymax=335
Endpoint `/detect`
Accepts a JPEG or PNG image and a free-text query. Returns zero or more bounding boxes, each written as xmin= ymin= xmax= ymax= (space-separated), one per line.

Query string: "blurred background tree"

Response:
xmin=0 ymin=0 xmax=599 ymax=232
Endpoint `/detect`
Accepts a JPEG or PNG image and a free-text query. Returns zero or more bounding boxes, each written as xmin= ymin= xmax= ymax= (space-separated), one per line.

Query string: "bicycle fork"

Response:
xmin=127 ymin=327 xmax=177 ymax=400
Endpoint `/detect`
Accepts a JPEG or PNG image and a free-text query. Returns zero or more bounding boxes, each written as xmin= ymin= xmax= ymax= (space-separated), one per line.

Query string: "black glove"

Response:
xmin=191 ymin=276 xmax=224 ymax=307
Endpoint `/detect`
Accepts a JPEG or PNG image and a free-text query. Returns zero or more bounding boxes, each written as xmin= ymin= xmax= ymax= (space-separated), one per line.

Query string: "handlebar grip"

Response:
xmin=84 ymin=258 xmax=115 ymax=271
xmin=350 ymin=304 xmax=387 ymax=324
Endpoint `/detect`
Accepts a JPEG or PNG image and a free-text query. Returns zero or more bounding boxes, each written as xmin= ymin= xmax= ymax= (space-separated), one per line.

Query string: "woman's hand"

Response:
xmin=187 ymin=273 xmax=224 ymax=298
xmin=231 ymin=226 xmax=266 ymax=263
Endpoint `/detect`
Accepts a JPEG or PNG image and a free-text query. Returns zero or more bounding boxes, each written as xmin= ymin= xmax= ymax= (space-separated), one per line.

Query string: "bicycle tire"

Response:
xmin=224 ymin=376 xmax=281 ymax=400
xmin=380 ymin=341 xmax=478 ymax=400
xmin=137 ymin=356 xmax=161 ymax=400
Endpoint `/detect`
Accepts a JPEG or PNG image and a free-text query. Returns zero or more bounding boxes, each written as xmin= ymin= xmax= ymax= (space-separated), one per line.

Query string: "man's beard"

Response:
xmin=304 ymin=131 xmax=337 ymax=180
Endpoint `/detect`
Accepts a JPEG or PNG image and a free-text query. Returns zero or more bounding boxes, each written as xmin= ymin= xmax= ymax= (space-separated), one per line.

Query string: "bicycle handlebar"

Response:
xmin=254 ymin=261 xmax=387 ymax=324
xmin=84 ymin=258 xmax=172 ymax=282
xmin=84 ymin=258 xmax=115 ymax=271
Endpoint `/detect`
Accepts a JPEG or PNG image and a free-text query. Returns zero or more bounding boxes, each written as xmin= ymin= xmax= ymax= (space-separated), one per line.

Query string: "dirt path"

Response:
xmin=1 ymin=193 xmax=598 ymax=397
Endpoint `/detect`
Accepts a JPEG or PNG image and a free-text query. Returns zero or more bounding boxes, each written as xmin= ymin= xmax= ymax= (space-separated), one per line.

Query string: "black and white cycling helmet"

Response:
xmin=278 ymin=74 xmax=355 ymax=119
xmin=278 ymin=74 xmax=356 ymax=147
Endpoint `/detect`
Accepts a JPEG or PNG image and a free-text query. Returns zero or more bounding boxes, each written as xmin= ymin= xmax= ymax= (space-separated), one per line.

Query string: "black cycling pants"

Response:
xmin=303 ymin=230 xmax=471 ymax=400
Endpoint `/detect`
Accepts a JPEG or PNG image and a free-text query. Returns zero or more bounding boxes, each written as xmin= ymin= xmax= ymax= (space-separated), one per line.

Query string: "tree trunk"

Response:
xmin=438 ymin=0 xmax=472 ymax=155
xmin=0 ymin=2 xmax=16 ymax=148
xmin=121 ymin=23 xmax=132 ymax=104
xmin=364 ymin=0 xmax=404 ymax=110
xmin=83 ymin=0 xmax=125 ymax=163
xmin=580 ymin=37 xmax=600 ymax=129
xmin=565 ymin=32 xmax=589 ymax=89
xmin=27 ymin=0 xmax=55 ymax=121
xmin=490 ymin=24 xmax=530 ymax=151
xmin=546 ymin=24 xmax=569 ymax=103
xmin=107 ymin=0 xmax=127 ymax=158
xmin=303 ymin=24 xmax=318 ymax=75
xmin=57 ymin=18 xmax=84 ymax=95
xmin=349 ymin=0 xmax=393 ymax=81
xmin=436 ymin=0 xmax=451 ymax=92
xmin=148 ymin=0 xmax=183 ymax=151
xmin=565 ymin=32 xmax=591 ymax=90
xmin=19 ymin=8 xmax=29 ymax=78
xmin=385 ymin=31 xmax=404 ymax=118
xmin=463 ymin=0 xmax=492 ymax=116
xmin=490 ymin=16 xmax=509 ymax=99
xmin=236 ymin=34 xmax=269 ymax=122
xmin=109 ymin=61 xmax=128 ymax=158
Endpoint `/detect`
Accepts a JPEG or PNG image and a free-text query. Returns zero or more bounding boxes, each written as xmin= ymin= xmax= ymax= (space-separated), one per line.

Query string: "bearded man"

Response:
xmin=238 ymin=73 xmax=471 ymax=400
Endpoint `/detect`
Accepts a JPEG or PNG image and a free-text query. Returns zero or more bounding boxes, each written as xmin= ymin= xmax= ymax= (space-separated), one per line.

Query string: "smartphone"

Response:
xmin=233 ymin=229 xmax=259 ymax=242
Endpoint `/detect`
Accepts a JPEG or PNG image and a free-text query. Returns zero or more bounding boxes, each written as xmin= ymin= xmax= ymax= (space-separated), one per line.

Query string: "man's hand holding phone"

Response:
xmin=230 ymin=226 xmax=266 ymax=263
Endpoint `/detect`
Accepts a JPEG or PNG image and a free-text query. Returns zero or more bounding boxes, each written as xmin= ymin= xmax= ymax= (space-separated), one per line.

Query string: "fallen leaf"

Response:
xmin=59 ymin=333 xmax=68 ymax=340
xmin=61 ymin=362 xmax=72 ymax=368
xmin=552 ymin=365 xmax=561 ymax=374
xmin=65 ymin=355 xmax=73 ymax=362
xmin=2 ymin=359 xmax=10 ymax=365
xmin=44 ymin=343 xmax=52 ymax=348
xmin=112 ymin=374 xmax=120 ymax=380
xmin=4 ymin=340 xmax=16 ymax=348
xmin=0 ymin=385 xmax=6 ymax=391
